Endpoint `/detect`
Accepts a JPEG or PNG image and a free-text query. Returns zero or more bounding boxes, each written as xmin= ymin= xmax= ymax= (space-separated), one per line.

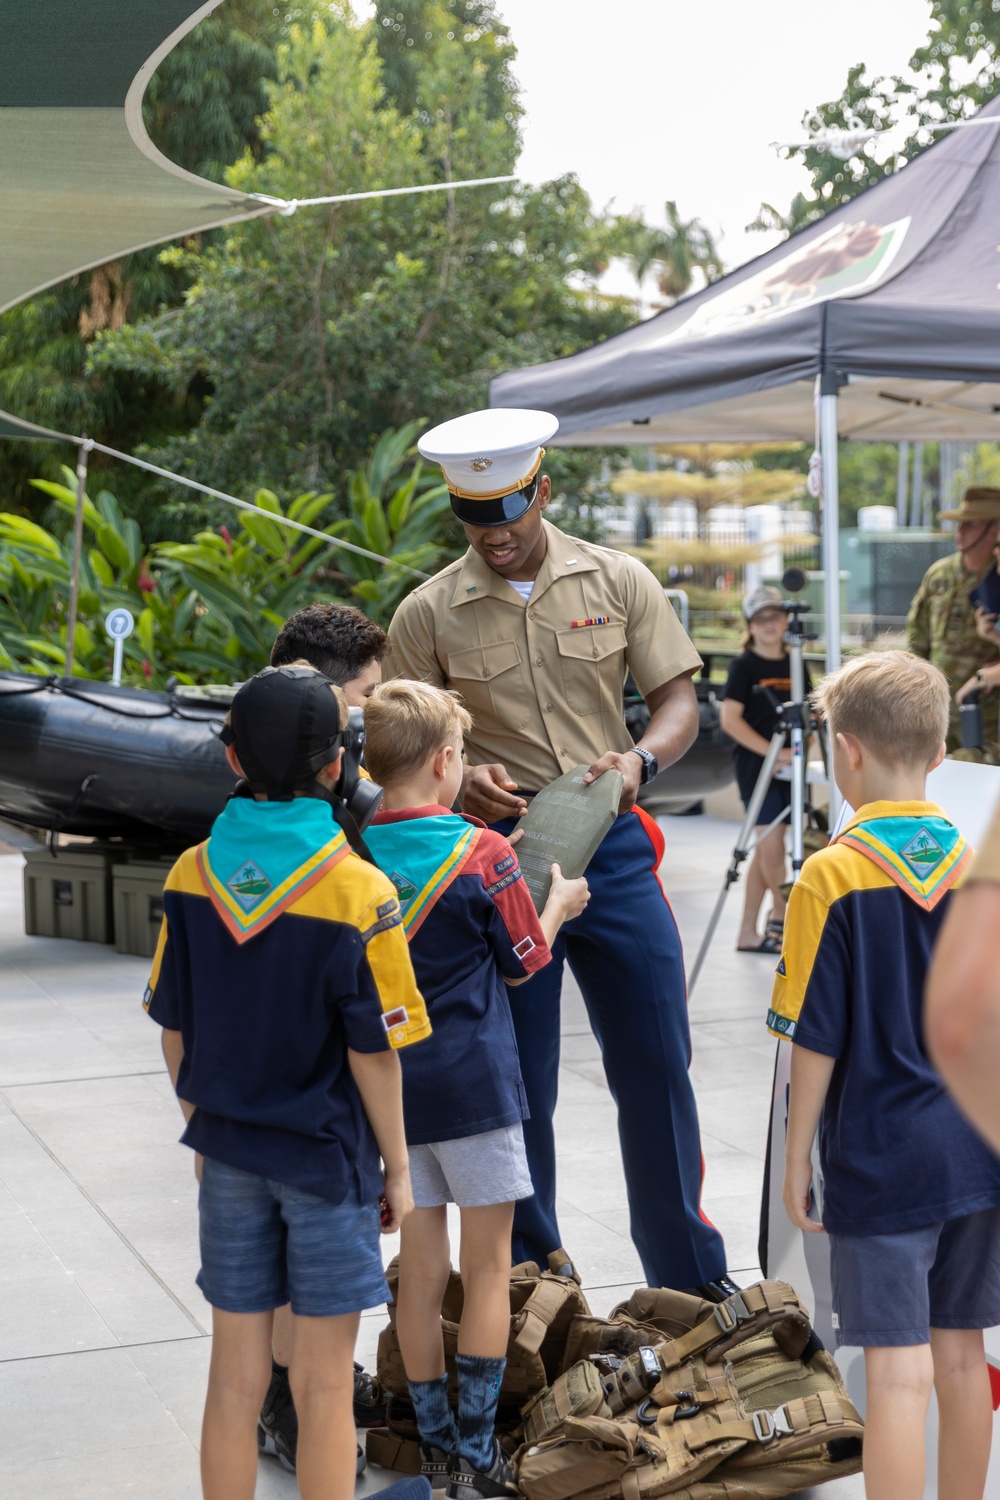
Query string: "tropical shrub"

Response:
xmin=0 ymin=426 xmax=453 ymax=686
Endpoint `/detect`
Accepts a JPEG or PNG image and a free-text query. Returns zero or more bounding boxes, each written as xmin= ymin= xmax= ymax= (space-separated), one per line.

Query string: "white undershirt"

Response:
xmin=507 ymin=579 xmax=534 ymax=603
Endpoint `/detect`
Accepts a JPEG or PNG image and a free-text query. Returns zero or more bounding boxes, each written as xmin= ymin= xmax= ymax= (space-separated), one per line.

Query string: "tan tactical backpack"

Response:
xmin=516 ymin=1280 xmax=864 ymax=1499
xmin=367 ymin=1271 xmax=863 ymax=1497
xmin=367 ymin=1250 xmax=590 ymax=1475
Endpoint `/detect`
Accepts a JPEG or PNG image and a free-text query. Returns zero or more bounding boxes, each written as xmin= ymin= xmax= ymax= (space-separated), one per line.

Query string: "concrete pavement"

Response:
xmin=0 ymin=808 xmax=861 ymax=1498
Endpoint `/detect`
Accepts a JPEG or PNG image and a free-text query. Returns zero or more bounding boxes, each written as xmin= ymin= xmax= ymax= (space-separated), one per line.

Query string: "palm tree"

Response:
xmin=624 ymin=202 xmax=723 ymax=301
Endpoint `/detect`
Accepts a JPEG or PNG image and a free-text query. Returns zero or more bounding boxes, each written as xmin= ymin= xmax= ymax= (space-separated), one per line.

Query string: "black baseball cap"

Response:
xmin=221 ymin=666 xmax=345 ymax=798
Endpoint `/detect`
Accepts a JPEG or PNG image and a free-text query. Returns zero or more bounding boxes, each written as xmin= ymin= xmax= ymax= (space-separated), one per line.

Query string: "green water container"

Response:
xmin=22 ymin=844 xmax=116 ymax=944
xmin=112 ymin=859 xmax=173 ymax=958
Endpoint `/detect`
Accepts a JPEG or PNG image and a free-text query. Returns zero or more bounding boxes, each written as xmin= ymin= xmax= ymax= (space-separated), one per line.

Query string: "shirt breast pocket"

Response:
xmin=555 ymin=622 xmax=627 ymax=716
xmin=447 ymin=639 xmax=531 ymax=731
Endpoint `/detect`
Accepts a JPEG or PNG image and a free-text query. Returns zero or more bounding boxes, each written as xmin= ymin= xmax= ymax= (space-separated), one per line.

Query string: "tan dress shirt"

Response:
xmin=387 ymin=520 xmax=702 ymax=790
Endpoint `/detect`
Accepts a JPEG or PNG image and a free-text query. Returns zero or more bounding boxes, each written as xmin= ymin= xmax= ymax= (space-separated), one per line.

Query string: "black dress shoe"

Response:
xmin=683 ymin=1275 xmax=743 ymax=1303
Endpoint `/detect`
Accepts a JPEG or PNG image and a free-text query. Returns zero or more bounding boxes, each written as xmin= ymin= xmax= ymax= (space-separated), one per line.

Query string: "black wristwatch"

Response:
xmin=628 ymin=746 xmax=659 ymax=783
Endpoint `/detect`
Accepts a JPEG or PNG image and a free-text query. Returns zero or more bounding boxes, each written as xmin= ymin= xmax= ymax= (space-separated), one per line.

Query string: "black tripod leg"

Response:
xmin=687 ymin=731 xmax=787 ymax=995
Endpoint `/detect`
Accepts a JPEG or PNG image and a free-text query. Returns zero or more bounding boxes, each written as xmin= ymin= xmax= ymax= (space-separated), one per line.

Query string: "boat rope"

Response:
xmin=0 ymin=674 xmax=225 ymax=722
xmin=89 ymin=441 xmax=432 ymax=579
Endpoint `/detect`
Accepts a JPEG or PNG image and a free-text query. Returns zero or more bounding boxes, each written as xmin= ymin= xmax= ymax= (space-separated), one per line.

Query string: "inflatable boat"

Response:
xmin=0 ymin=672 xmax=236 ymax=845
xmin=0 ymin=669 xmax=733 ymax=846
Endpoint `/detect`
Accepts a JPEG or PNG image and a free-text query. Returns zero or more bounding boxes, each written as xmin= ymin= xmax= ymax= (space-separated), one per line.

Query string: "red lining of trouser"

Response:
xmin=630 ymin=804 xmax=719 ymax=1236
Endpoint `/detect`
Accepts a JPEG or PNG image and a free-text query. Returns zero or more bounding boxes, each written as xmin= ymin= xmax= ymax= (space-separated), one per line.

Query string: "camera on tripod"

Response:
xmin=688 ymin=564 xmax=831 ymax=991
xmin=776 ymin=567 xmax=814 ymax=630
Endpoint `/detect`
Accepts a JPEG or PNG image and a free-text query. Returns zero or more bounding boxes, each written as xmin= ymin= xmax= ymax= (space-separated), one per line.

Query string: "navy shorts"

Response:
xmin=737 ymin=768 xmax=790 ymax=828
xmin=197 ymin=1156 xmax=389 ymax=1317
xmin=829 ymin=1208 xmax=1000 ymax=1347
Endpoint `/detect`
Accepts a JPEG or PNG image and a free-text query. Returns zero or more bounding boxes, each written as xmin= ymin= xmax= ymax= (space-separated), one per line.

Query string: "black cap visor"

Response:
xmin=450 ymin=478 xmax=538 ymax=527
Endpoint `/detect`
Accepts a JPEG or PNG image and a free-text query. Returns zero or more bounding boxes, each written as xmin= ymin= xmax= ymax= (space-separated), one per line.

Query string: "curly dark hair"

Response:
xmin=270 ymin=603 xmax=389 ymax=686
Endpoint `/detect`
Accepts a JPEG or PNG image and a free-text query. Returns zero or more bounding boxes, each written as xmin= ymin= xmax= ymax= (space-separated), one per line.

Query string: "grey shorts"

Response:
xmin=829 ymin=1207 xmax=1000 ymax=1347
xmin=409 ymin=1123 xmax=533 ymax=1208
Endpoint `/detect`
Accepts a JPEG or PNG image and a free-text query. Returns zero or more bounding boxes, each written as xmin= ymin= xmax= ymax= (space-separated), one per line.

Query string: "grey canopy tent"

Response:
xmin=490 ymin=93 xmax=1000 ymax=672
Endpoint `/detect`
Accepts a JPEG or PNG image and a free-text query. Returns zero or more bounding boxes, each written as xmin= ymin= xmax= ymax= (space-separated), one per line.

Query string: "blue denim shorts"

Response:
xmin=829 ymin=1208 xmax=1000 ymax=1347
xmin=197 ymin=1156 xmax=390 ymax=1317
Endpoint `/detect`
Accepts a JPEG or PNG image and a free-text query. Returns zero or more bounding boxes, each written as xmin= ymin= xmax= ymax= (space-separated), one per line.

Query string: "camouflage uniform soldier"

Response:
xmin=907 ymin=488 xmax=1000 ymax=754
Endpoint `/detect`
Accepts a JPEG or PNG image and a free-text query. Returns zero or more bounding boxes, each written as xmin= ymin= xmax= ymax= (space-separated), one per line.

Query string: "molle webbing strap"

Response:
xmin=620 ymin=1469 xmax=641 ymax=1500
xmin=514 ymin=1277 xmax=581 ymax=1356
xmin=654 ymin=1282 xmax=802 ymax=1370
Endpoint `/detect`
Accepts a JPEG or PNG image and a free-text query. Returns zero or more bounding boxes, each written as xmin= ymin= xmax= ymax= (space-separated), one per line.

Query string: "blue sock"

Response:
xmin=455 ymin=1353 xmax=506 ymax=1470
xmin=406 ymin=1374 xmax=457 ymax=1453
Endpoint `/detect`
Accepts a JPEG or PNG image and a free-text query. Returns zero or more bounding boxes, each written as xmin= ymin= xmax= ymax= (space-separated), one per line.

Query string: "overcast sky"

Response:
xmin=495 ymin=0 xmax=935 ymax=282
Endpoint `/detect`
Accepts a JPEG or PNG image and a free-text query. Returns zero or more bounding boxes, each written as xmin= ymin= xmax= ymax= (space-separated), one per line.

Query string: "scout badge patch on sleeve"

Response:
xmin=382 ymin=1006 xmax=411 ymax=1047
xmin=514 ymin=935 xmax=536 ymax=959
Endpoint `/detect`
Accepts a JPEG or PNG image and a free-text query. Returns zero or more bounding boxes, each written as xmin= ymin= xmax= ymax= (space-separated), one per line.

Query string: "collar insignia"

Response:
xmin=900 ymin=827 xmax=946 ymax=877
xmin=225 ymin=859 xmax=274 ymax=912
xmin=389 ymin=870 xmax=418 ymax=912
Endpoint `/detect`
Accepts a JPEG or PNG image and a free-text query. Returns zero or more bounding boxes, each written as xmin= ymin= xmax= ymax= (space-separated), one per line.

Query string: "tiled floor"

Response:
xmin=0 ymin=811 xmax=862 ymax=1499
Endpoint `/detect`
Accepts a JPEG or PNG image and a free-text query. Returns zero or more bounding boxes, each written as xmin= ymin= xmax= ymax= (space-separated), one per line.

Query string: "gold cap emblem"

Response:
xmin=471 ymin=456 xmax=493 ymax=472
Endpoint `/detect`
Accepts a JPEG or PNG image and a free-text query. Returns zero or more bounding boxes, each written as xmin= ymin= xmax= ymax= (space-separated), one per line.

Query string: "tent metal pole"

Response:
xmin=896 ymin=442 xmax=910 ymax=526
xmin=64 ymin=439 xmax=91 ymax=679
xmin=820 ymin=384 xmax=843 ymax=823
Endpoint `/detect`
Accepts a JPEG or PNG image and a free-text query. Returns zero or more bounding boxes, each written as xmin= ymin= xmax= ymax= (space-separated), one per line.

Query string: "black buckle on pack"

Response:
xmin=713 ymin=1291 xmax=752 ymax=1332
xmin=636 ymin=1396 xmax=702 ymax=1426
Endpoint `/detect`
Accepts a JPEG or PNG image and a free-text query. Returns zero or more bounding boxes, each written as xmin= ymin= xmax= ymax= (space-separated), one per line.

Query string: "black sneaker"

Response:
xmin=685 ymin=1274 xmax=743 ymax=1304
xmin=419 ymin=1443 xmax=451 ymax=1490
xmin=354 ymin=1361 xmax=387 ymax=1427
xmin=446 ymin=1440 xmax=518 ymax=1499
xmin=257 ymin=1365 xmax=297 ymax=1472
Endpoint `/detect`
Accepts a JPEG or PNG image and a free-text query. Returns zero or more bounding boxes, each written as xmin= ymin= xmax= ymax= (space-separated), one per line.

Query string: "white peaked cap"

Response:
xmin=418 ymin=408 xmax=559 ymax=502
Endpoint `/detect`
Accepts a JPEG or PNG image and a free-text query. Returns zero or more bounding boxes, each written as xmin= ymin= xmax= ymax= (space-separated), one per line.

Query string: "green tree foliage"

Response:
xmin=0 ymin=0 xmax=291 ymax=520
xmin=750 ymin=2 xmax=1000 ymax=234
xmin=329 ymin=420 xmax=452 ymax=622
xmin=89 ymin=9 xmax=638 ymax=499
xmin=0 ymin=428 xmax=445 ymax=683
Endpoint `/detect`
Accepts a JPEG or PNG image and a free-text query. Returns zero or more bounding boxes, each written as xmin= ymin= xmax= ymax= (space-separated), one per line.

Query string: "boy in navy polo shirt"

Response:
xmin=769 ymin=651 xmax=1000 ymax=1500
xmin=145 ymin=666 xmax=430 ymax=1500
xmin=363 ymin=680 xmax=589 ymax=1500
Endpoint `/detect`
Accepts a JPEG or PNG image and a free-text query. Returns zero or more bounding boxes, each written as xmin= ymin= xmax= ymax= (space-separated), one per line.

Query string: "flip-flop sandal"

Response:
xmin=736 ymin=934 xmax=782 ymax=954
xmin=765 ymin=917 xmax=785 ymax=945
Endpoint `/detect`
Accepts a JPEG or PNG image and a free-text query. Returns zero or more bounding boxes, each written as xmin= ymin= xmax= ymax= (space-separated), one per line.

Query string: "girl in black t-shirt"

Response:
xmin=720 ymin=587 xmax=810 ymax=954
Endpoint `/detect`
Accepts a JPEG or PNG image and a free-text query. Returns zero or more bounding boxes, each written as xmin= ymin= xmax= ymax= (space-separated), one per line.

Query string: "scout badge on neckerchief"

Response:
xmin=836 ymin=808 xmax=971 ymax=909
xmin=363 ymin=815 xmax=483 ymax=937
xmin=197 ymin=797 xmax=350 ymax=943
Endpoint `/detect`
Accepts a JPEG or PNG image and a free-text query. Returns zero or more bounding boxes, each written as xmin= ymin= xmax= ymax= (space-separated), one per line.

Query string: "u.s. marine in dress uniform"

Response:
xmin=387 ymin=407 xmax=733 ymax=1297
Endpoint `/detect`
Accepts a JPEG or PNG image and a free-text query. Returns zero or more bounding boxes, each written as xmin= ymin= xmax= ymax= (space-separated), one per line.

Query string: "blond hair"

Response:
xmin=364 ymin=679 xmax=472 ymax=785
xmin=812 ymin=650 xmax=949 ymax=767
